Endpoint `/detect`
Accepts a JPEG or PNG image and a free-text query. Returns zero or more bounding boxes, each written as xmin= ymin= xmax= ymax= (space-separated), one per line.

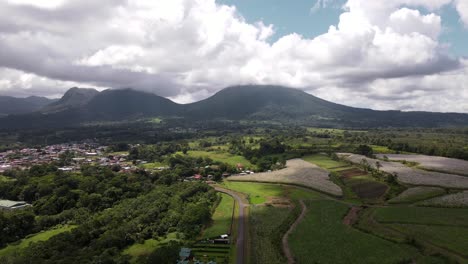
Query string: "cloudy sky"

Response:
xmin=0 ymin=0 xmax=467 ymax=112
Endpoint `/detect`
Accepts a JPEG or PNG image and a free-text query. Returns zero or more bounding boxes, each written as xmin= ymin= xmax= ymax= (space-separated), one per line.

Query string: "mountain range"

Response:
xmin=0 ymin=85 xmax=467 ymax=129
xmin=0 ymin=96 xmax=57 ymax=117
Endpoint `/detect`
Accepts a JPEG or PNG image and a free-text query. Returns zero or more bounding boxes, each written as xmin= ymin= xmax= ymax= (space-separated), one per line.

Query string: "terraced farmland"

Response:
xmin=388 ymin=186 xmax=446 ymax=204
xmin=339 ymin=153 xmax=468 ymax=189
xmin=228 ymin=159 xmax=342 ymax=196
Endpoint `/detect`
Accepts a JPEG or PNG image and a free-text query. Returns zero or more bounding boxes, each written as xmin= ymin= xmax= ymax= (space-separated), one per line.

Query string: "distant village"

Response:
xmin=0 ymin=143 xmax=162 ymax=210
xmin=0 ymin=143 xmax=162 ymax=174
xmin=0 ymin=143 xmax=243 ymax=211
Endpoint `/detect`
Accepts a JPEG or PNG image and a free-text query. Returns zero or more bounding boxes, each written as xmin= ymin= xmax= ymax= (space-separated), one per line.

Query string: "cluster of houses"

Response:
xmin=0 ymin=143 xmax=106 ymax=173
xmin=0 ymin=144 xmax=153 ymax=174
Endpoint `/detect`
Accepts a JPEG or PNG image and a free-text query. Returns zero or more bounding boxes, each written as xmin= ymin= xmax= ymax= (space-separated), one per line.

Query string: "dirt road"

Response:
xmin=282 ymin=200 xmax=307 ymax=264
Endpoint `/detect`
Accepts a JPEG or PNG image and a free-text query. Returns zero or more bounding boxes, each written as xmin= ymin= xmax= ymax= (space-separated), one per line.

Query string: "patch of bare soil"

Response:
xmin=351 ymin=181 xmax=388 ymax=199
xmin=343 ymin=206 xmax=363 ymax=226
xmin=340 ymin=168 xmax=367 ymax=178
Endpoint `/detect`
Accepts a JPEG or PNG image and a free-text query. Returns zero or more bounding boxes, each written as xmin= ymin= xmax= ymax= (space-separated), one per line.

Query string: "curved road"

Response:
xmin=214 ymin=187 xmax=247 ymax=264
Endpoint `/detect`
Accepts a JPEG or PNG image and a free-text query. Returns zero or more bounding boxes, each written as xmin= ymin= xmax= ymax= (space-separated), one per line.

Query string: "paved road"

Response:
xmin=282 ymin=200 xmax=307 ymax=264
xmin=214 ymin=187 xmax=247 ymax=264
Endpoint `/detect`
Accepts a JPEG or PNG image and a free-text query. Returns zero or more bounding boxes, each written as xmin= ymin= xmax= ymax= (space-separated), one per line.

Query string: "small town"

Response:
xmin=0 ymin=143 xmax=176 ymax=175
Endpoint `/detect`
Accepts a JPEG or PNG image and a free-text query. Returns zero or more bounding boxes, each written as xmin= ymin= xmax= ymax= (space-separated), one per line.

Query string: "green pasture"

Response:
xmin=122 ymin=232 xmax=181 ymax=262
xmin=183 ymin=150 xmax=254 ymax=169
xmin=221 ymin=182 xmax=284 ymax=204
xmin=302 ymin=154 xmax=348 ymax=170
xmin=202 ymin=193 xmax=235 ymax=239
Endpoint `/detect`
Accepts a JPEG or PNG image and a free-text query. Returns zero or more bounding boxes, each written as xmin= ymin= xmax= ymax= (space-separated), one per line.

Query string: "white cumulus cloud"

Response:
xmin=0 ymin=0 xmax=466 ymax=112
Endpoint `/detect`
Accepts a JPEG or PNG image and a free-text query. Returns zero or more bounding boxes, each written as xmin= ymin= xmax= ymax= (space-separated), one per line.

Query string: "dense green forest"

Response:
xmin=0 ymin=155 xmax=224 ymax=263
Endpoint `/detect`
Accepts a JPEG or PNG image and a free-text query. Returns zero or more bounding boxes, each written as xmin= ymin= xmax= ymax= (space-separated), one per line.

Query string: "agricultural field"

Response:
xmin=374 ymin=206 xmax=468 ymax=226
xmin=341 ymin=175 xmax=388 ymax=200
xmin=305 ymin=154 xmax=390 ymax=202
xmin=388 ymin=186 xmax=446 ymax=204
xmin=183 ymin=150 xmax=255 ymax=169
xmin=0 ymin=225 xmax=77 ymax=257
xmin=288 ymin=200 xmax=420 ymax=264
xmin=339 ymin=153 xmax=468 ymax=189
xmin=377 ymin=154 xmax=468 ymax=176
xmin=249 ymin=205 xmax=291 ymax=264
xmin=391 ymin=224 xmax=468 ymax=259
xmin=228 ymin=159 xmax=342 ymax=196
xmin=364 ymin=206 xmax=468 ymax=262
xmin=417 ymin=190 xmax=468 ymax=208
xmin=202 ymin=193 xmax=235 ymax=239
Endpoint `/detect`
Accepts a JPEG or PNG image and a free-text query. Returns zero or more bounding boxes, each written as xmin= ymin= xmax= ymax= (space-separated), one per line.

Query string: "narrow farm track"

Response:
xmin=214 ymin=187 xmax=247 ymax=264
xmin=282 ymin=200 xmax=307 ymax=264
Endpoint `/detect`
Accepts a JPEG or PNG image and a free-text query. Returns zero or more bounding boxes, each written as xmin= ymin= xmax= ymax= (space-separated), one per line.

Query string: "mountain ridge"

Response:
xmin=40 ymin=87 xmax=100 ymax=113
xmin=0 ymin=95 xmax=58 ymax=116
xmin=0 ymin=85 xmax=467 ymax=128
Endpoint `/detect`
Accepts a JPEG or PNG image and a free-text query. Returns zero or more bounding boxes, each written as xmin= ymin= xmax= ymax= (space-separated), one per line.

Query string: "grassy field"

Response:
xmin=288 ymin=200 xmax=419 ymax=264
xmin=202 ymin=193 xmax=235 ymax=239
xmin=0 ymin=225 xmax=77 ymax=257
xmin=183 ymin=150 xmax=255 ymax=169
xmin=122 ymin=232 xmax=181 ymax=262
xmin=370 ymin=145 xmax=399 ymax=154
xmin=108 ymin=151 xmax=129 ymax=156
xmin=285 ymin=186 xmax=323 ymax=200
xmin=221 ymin=182 xmax=284 ymax=204
xmin=374 ymin=206 xmax=468 ymax=227
xmin=139 ymin=161 xmax=167 ymax=169
xmin=302 ymin=154 xmax=348 ymax=170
